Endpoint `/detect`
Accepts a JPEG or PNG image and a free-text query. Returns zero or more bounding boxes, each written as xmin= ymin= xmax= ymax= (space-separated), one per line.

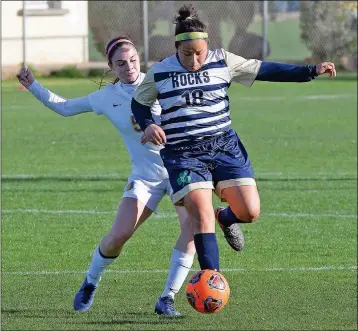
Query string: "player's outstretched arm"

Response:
xmin=16 ymin=66 xmax=93 ymax=117
xmin=256 ymin=61 xmax=336 ymax=83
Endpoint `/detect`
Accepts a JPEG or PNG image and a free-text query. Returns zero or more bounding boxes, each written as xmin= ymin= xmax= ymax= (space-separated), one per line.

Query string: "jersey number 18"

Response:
xmin=182 ymin=89 xmax=204 ymax=106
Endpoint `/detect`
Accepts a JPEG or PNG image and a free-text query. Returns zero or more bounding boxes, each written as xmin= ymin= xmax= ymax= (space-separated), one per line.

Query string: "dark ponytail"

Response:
xmin=173 ymin=4 xmax=207 ymax=48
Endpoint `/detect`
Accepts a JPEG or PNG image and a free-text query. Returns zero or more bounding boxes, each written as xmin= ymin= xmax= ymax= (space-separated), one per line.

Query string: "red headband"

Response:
xmin=106 ymin=39 xmax=134 ymax=57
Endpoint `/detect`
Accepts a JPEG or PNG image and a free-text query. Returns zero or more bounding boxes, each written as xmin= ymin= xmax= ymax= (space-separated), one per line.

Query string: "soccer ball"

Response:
xmin=186 ymin=269 xmax=230 ymax=314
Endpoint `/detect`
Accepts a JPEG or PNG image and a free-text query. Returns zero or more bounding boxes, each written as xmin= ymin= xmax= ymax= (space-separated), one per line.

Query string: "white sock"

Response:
xmin=86 ymin=246 xmax=117 ymax=286
xmin=161 ymin=249 xmax=195 ymax=299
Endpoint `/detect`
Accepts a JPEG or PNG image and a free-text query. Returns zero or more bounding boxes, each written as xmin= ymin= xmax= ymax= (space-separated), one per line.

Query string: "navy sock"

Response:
xmin=194 ymin=233 xmax=220 ymax=271
xmin=218 ymin=206 xmax=244 ymax=226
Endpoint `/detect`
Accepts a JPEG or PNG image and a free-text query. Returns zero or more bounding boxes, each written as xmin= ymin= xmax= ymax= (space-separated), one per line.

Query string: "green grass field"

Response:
xmin=1 ymin=74 xmax=357 ymax=330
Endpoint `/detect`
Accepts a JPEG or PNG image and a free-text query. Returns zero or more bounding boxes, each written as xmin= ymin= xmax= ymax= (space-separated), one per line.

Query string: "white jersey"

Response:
xmin=28 ymin=73 xmax=168 ymax=180
xmin=134 ymin=49 xmax=262 ymax=147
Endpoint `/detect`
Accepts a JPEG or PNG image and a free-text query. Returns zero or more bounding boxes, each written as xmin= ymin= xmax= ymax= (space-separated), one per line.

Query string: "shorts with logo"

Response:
xmin=122 ymin=174 xmax=172 ymax=213
xmin=160 ymin=128 xmax=256 ymax=205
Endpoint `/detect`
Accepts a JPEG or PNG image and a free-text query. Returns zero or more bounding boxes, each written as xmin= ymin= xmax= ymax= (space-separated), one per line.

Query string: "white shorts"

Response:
xmin=122 ymin=174 xmax=172 ymax=213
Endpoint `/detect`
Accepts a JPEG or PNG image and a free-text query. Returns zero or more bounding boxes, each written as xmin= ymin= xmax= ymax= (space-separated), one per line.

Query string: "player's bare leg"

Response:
xmin=74 ymin=198 xmax=152 ymax=311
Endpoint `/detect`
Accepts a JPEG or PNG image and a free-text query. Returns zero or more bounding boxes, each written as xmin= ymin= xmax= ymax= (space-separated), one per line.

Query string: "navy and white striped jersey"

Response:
xmin=134 ymin=48 xmax=262 ymax=146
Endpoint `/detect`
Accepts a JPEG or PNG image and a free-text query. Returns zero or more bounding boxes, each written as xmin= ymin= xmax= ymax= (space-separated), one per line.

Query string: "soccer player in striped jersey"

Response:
xmin=131 ymin=4 xmax=336 ymax=273
xmin=16 ymin=36 xmax=202 ymax=316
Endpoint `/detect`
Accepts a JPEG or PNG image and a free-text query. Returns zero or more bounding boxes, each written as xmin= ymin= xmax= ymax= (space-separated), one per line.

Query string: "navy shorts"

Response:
xmin=160 ymin=129 xmax=256 ymax=205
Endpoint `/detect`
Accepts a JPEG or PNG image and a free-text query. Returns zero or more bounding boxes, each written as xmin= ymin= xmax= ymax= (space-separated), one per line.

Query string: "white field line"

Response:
xmin=1 ymin=209 xmax=356 ymax=219
xmin=239 ymin=94 xmax=356 ymax=101
xmin=1 ymin=209 xmax=114 ymax=215
xmin=2 ymin=171 xmax=357 ymax=180
xmin=2 ymin=265 xmax=357 ymax=276
xmin=1 ymin=94 xmax=356 ymax=111
xmin=2 ymin=173 xmax=128 ymax=179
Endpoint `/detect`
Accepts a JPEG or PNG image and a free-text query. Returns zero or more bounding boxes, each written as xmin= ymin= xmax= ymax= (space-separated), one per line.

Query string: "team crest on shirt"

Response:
xmin=124 ymin=181 xmax=135 ymax=191
xmin=177 ymin=171 xmax=191 ymax=186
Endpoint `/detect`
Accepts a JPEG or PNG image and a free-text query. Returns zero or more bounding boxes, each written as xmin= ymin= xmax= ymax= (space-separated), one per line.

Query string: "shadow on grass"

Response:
xmin=1 ymin=307 xmax=185 ymax=326
xmin=77 ymin=315 xmax=185 ymax=326
xmin=1 ymin=307 xmax=74 ymax=319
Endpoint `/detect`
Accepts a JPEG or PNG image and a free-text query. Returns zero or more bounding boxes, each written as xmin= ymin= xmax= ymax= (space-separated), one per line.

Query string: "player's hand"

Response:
xmin=16 ymin=66 xmax=35 ymax=88
xmin=141 ymin=124 xmax=167 ymax=145
xmin=316 ymin=62 xmax=336 ymax=78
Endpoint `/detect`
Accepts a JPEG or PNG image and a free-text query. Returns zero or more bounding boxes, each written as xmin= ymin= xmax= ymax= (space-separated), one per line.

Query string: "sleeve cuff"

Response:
xmin=27 ymin=79 xmax=41 ymax=93
xmin=310 ymin=65 xmax=318 ymax=80
xmin=143 ymin=119 xmax=155 ymax=130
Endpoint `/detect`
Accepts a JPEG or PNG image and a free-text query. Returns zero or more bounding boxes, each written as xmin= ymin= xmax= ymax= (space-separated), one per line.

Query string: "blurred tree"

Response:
xmin=88 ymin=1 xmax=156 ymax=56
xmin=228 ymin=1 xmax=270 ymax=59
xmin=300 ymin=1 xmax=357 ymax=63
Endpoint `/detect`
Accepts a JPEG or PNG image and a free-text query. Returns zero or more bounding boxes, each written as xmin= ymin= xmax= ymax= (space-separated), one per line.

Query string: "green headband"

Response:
xmin=175 ymin=32 xmax=208 ymax=42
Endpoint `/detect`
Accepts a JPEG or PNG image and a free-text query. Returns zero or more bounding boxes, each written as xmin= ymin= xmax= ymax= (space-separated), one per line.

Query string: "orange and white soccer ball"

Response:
xmin=186 ymin=269 xmax=230 ymax=314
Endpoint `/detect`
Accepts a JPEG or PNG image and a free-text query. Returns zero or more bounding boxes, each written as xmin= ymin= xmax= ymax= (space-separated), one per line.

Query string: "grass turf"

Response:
xmin=1 ymin=74 xmax=357 ymax=330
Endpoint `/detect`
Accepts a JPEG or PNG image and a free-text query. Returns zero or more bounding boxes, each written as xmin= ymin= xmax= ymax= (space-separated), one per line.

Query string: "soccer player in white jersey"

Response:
xmin=131 ymin=4 xmax=336 ymax=274
xmin=16 ymin=36 xmax=204 ymax=316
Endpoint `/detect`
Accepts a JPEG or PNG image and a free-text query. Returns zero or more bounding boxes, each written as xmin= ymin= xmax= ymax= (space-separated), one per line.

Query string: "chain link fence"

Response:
xmin=88 ymin=1 xmax=267 ymax=66
xmin=88 ymin=1 xmax=357 ymax=71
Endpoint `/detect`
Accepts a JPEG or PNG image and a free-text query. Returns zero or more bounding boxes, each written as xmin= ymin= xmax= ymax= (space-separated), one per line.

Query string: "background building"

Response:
xmin=2 ymin=1 xmax=88 ymax=76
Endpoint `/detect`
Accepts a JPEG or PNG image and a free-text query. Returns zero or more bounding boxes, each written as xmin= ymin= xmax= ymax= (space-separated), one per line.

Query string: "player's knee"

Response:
xmin=232 ymin=206 xmax=260 ymax=223
xmin=185 ymin=209 xmax=214 ymax=232
xmin=184 ymin=195 xmax=215 ymax=231
xmin=247 ymin=207 xmax=260 ymax=222
xmin=108 ymin=229 xmax=134 ymax=247
xmin=179 ymin=218 xmax=192 ymax=232
xmin=246 ymin=207 xmax=260 ymax=222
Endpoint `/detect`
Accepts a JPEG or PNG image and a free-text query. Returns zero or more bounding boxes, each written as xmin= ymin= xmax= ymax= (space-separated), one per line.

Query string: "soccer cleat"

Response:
xmin=215 ymin=207 xmax=245 ymax=251
xmin=73 ymin=276 xmax=98 ymax=311
xmin=154 ymin=296 xmax=181 ymax=316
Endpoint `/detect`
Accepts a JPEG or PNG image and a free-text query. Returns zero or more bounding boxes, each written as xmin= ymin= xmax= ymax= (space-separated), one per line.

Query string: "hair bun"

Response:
xmin=175 ymin=4 xmax=198 ymax=24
